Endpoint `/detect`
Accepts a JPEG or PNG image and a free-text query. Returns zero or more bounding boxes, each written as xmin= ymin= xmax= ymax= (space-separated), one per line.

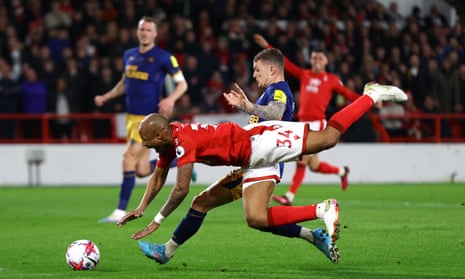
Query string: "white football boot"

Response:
xmin=363 ymin=82 xmax=408 ymax=103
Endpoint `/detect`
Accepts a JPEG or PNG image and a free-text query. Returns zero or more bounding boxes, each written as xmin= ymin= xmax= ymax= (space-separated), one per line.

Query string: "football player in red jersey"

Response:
xmin=121 ymin=48 xmax=342 ymax=264
xmin=119 ymin=81 xmax=408 ymax=264
xmin=94 ymin=17 xmax=188 ymax=223
xmin=254 ymin=34 xmax=360 ymax=205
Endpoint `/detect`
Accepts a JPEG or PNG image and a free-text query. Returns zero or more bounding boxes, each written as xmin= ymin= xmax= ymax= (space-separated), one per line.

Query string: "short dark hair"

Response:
xmin=139 ymin=16 xmax=157 ymax=27
xmin=311 ymin=47 xmax=327 ymax=56
xmin=253 ymin=48 xmax=284 ymax=69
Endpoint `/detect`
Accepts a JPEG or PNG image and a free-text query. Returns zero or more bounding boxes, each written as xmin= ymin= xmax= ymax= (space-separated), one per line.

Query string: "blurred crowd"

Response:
xmin=1 ymin=0 xmax=464 ymax=141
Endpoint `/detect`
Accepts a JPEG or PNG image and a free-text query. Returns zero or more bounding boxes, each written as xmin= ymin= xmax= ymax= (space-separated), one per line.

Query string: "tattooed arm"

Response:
xmin=247 ymin=101 xmax=285 ymax=120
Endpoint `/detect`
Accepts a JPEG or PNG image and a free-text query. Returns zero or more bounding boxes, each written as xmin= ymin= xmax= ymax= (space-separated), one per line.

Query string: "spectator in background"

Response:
xmin=62 ymin=58 xmax=85 ymax=112
xmin=59 ymin=0 xmax=75 ymax=17
xmin=386 ymin=1 xmax=405 ymax=29
xmin=457 ymin=64 xmax=465 ymax=113
xmin=196 ymin=40 xmax=220 ymax=84
xmin=21 ymin=65 xmax=48 ymax=139
xmin=182 ymin=55 xmax=203 ymax=109
xmin=0 ymin=58 xmax=22 ymax=139
xmin=47 ymin=27 xmax=71 ymax=63
xmin=100 ymin=0 xmax=118 ymax=23
xmin=233 ymin=51 xmax=251 ymax=90
xmin=421 ymin=95 xmax=452 ymax=138
xmin=183 ymin=30 xmax=201 ymax=56
xmin=1 ymin=0 xmax=465 ymax=144
xmin=23 ymin=0 xmax=46 ymax=45
xmin=109 ymin=27 xmax=135 ymax=59
xmin=47 ymin=77 xmax=74 ymax=140
xmin=438 ymin=36 xmax=465 ymax=65
xmin=200 ymin=70 xmax=227 ymax=113
xmin=45 ymin=0 xmax=72 ymax=30
xmin=215 ymin=36 xmax=234 ymax=84
xmin=425 ymin=4 xmax=448 ymax=29
xmin=378 ymin=100 xmax=406 ymax=137
xmin=173 ymin=94 xmax=200 ymax=121
xmin=433 ymin=55 xmax=460 ymax=114
xmin=404 ymin=54 xmax=429 ymax=108
xmin=402 ymin=90 xmax=424 ymax=140
xmin=39 ymin=59 xmax=58 ymax=93
xmin=92 ymin=66 xmax=124 ymax=138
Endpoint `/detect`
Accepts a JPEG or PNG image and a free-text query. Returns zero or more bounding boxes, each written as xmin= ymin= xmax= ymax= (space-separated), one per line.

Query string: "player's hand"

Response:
xmin=94 ymin=95 xmax=105 ymax=107
xmin=224 ymin=83 xmax=252 ymax=112
xmin=253 ymin=34 xmax=268 ymax=48
xmin=158 ymin=97 xmax=175 ymax=118
xmin=117 ymin=209 xmax=143 ymax=227
xmin=131 ymin=220 xmax=160 ymax=240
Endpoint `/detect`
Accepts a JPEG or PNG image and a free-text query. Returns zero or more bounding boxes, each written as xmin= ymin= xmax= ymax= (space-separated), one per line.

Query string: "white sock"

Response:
xmin=113 ymin=209 xmax=126 ymax=217
xmin=366 ymin=93 xmax=378 ymax=103
xmin=299 ymin=227 xmax=314 ymax=243
xmin=338 ymin=167 xmax=345 ymax=176
xmin=164 ymin=239 xmax=179 ymax=258
xmin=285 ymin=192 xmax=295 ymax=202
xmin=316 ymin=202 xmax=327 ymax=219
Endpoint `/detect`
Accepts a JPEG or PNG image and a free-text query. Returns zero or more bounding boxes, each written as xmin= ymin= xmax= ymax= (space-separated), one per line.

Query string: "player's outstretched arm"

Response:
xmin=253 ymin=33 xmax=270 ymax=48
xmin=117 ymin=208 xmax=144 ymax=227
xmin=131 ymin=220 xmax=160 ymax=240
xmin=129 ymin=164 xmax=192 ymax=239
xmin=118 ymin=167 xmax=168 ymax=228
xmin=156 ymin=163 xmax=193 ymax=218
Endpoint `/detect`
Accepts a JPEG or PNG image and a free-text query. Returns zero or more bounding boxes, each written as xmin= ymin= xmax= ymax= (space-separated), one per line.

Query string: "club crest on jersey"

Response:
xmin=148 ymin=57 xmax=154 ymax=62
xmin=176 ymin=146 xmax=185 ymax=158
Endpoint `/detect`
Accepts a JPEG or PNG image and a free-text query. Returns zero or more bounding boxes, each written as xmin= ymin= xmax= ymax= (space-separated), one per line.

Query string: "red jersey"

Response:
xmin=283 ymin=55 xmax=360 ymax=121
xmin=157 ymin=122 xmax=252 ymax=168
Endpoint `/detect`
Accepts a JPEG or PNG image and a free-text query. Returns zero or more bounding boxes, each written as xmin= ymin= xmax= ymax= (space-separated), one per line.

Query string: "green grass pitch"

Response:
xmin=0 ymin=183 xmax=464 ymax=278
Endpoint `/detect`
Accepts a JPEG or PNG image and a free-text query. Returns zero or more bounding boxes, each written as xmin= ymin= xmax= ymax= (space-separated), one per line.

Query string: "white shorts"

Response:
xmin=220 ymin=166 xmax=282 ymax=194
xmin=243 ymin=121 xmax=308 ymax=169
xmin=242 ymin=165 xmax=280 ymax=189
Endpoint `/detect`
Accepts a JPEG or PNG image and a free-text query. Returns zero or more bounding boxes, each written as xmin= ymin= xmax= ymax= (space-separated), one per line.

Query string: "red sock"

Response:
xmin=267 ymin=205 xmax=317 ymax=226
xmin=328 ymin=95 xmax=374 ymax=133
xmin=317 ymin=161 xmax=339 ymax=174
xmin=289 ymin=164 xmax=306 ymax=194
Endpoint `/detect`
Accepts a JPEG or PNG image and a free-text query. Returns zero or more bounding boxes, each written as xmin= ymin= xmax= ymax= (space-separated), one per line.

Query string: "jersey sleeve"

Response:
xmin=333 ymin=78 xmax=360 ymax=102
xmin=273 ymin=89 xmax=288 ymax=104
xmin=166 ymin=54 xmax=182 ymax=76
xmin=283 ymin=55 xmax=304 ymax=78
xmin=174 ymin=138 xmax=197 ymax=166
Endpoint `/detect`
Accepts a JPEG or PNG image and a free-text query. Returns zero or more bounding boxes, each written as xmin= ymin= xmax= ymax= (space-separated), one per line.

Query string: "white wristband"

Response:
xmin=153 ymin=212 xmax=165 ymax=224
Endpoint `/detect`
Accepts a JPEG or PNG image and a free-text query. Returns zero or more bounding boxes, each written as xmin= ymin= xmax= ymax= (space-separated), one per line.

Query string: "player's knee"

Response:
xmin=309 ymin=164 xmax=319 ymax=172
xmin=318 ymin=136 xmax=339 ymax=152
xmin=191 ymin=192 xmax=210 ymax=211
xmin=135 ymin=170 xmax=150 ymax=178
xmin=122 ymin=152 xmax=137 ymax=165
xmin=245 ymin=215 xmax=267 ymax=229
xmin=326 ymin=131 xmax=341 ymax=147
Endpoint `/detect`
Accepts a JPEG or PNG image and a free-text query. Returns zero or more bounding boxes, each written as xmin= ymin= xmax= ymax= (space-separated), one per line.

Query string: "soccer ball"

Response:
xmin=65 ymin=239 xmax=100 ymax=270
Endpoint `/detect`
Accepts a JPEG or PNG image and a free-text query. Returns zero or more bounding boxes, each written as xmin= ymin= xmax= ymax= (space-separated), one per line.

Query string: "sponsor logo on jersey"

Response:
xmin=126 ymin=65 xmax=149 ymax=80
xmin=176 ymin=146 xmax=185 ymax=158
